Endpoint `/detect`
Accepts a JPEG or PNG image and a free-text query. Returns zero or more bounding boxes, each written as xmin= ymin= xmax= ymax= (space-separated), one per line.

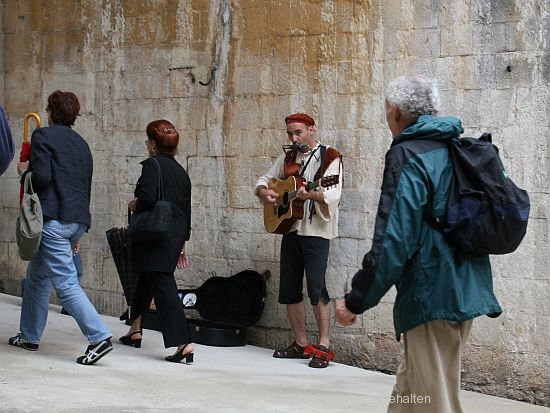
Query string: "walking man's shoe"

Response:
xmin=76 ymin=338 xmax=113 ymax=365
xmin=8 ymin=333 xmax=39 ymax=351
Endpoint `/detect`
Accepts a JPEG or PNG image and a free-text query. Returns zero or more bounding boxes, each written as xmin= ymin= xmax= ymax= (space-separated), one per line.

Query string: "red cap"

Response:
xmin=285 ymin=113 xmax=315 ymax=127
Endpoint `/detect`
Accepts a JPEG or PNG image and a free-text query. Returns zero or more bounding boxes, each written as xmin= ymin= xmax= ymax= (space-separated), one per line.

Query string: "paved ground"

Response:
xmin=0 ymin=293 xmax=548 ymax=413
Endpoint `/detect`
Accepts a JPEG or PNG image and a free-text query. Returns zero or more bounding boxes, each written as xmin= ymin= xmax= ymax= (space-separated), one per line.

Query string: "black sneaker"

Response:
xmin=76 ymin=338 xmax=113 ymax=365
xmin=60 ymin=307 xmax=70 ymax=315
xmin=9 ymin=333 xmax=39 ymax=351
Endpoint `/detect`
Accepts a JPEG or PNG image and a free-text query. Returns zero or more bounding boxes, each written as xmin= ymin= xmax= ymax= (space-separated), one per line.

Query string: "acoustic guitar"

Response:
xmin=263 ymin=174 xmax=339 ymax=234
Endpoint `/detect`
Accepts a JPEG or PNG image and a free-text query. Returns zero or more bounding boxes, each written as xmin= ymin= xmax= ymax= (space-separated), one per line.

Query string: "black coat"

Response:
xmin=131 ymin=154 xmax=192 ymax=274
xmin=27 ymin=125 xmax=93 ymax=227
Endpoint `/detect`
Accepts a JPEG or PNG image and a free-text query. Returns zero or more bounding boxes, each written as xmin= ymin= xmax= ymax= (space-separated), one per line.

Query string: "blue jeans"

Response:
xmin=73 ymin=251 xmax=83 ymax=283
xmin=21 ymin=252 xmax=83 ymax=291
xmin=19 ymin=220 xmax=111 ymax=344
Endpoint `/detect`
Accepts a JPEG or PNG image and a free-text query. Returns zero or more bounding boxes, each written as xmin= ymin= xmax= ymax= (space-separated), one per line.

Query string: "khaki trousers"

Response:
xmin=387 ymin=319 xmax=473 ymax=413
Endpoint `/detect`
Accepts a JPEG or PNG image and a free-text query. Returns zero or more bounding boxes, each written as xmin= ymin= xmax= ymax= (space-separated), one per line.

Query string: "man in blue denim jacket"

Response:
xmin=9 ymin=90 xmax=113 ymax=365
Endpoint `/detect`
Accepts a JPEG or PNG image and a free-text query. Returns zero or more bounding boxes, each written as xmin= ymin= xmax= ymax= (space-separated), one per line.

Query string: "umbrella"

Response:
xmin=19 ymin=113 xmax=41 ymax=204
xmin=105 ymin=226 xmax=139 ymax=317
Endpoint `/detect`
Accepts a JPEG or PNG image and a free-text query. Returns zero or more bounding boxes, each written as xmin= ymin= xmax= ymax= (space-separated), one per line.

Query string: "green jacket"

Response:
xmin=345 ymin=115 xmax=502 ymax=339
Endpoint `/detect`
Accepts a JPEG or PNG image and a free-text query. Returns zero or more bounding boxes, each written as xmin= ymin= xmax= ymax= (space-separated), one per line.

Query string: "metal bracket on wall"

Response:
xmin=199 ymin=67 xmax=216 ymax=86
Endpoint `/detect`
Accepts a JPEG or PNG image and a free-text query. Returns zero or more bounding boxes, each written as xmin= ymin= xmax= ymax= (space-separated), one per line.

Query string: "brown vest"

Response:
xmin=284 ymin=145 xmax=342 ymax=180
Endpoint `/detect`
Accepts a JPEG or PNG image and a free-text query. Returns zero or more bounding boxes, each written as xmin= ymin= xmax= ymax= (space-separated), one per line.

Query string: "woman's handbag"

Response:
xmin=126 ymin=157 xmax=173 ymax=241
xmin=16 ymin=172 xmax=43 ymax=260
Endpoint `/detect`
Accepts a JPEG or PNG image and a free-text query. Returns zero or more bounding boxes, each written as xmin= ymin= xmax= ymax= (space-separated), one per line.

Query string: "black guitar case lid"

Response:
xmin=179 ymin=269 xmax=267 ymax=346
xmin=179 ymin=269 xmax=266 ymax=327
xmin=135 ymin=270 xmax=266 ymax=346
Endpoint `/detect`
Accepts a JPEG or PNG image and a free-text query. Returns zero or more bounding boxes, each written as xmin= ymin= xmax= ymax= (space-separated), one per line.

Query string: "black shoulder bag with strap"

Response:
xmin=127 ymin=157 xmax=173 ymax=241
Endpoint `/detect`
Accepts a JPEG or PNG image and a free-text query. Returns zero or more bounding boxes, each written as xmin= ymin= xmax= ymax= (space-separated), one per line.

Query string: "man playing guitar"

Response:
xmin=255 ymin=113 xmax=343 ymax=368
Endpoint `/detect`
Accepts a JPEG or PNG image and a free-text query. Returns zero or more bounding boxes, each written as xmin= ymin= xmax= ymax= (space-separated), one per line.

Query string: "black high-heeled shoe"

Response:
xmin=118 ymin=331 xmax=142 ymax=348
xmin=165 ymin=344 xmax=194 ymax=364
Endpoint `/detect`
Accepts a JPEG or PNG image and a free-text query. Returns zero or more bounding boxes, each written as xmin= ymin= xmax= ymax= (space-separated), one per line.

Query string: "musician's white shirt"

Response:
xmin=256 ymin=143 xmax=342 ymax=240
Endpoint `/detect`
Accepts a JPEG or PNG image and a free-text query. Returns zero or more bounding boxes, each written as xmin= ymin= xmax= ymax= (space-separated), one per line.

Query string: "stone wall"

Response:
xmin=0 ymin=0 xmax=548 ymax=406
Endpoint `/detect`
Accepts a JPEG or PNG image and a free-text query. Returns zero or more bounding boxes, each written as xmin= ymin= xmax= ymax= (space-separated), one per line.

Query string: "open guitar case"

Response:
xmin=138 ymin=269 xmax=267 ymax=346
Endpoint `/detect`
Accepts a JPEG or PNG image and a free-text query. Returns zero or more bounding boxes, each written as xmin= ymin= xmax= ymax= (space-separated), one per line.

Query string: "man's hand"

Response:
xmin=72 ymin=242 xmax=81 ymax=256
xmin=256 ymin=187 xmax=278 ymax=205
xmin=17 ymin=161 xmax=29 ymax=176
xmin=297 ymin=187 xmax=323 ymax=203
xmin=335 ymin=299 xmax=358 ymax=326
xmin=296 ymin=186 xmax=310 ymax=200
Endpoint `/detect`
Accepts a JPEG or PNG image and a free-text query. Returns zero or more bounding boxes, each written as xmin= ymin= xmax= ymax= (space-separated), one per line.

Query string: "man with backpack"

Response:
xmin=336 ymin=74 xmax=503 ymax=413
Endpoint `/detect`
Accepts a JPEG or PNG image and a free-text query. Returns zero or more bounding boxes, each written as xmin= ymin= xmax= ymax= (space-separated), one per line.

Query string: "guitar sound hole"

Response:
xmin=277 ymin=192 xmax=291 ymax=218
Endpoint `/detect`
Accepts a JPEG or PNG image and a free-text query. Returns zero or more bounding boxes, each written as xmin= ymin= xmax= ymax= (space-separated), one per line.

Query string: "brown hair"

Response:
xmin=47 ymin=90 xmax=80 ymax=126
xmin=146 ymin=119 xmax=179 ymax=155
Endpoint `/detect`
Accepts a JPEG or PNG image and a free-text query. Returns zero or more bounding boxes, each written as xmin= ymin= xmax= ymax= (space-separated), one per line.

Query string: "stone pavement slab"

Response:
xmin=0 ymin=293 xmax=548 ymax=413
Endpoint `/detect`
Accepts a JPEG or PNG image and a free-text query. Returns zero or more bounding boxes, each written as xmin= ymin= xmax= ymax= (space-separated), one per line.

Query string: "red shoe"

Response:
xmin=305 ymin=344 xmax=334 ymax=368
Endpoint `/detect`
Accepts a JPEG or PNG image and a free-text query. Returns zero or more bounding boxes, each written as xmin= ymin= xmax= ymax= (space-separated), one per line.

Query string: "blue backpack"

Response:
xmin=0 ymin=105 xmax=14 ymax=176
xmin=429 ymin=133 xmax=530 ymax=255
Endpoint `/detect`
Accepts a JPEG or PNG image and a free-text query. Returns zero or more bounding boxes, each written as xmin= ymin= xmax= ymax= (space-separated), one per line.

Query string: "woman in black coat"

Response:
xmin=119 ymin=119 xmax=194 ymax=363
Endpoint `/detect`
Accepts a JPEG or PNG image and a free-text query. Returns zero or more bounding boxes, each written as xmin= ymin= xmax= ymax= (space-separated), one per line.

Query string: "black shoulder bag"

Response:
xmin=127 ymin=157 xmax=173 ymax=241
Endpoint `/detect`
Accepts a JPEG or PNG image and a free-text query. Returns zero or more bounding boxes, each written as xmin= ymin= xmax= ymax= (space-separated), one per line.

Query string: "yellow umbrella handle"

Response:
xmin=23 ymin=112 xmax=41 ymax=142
